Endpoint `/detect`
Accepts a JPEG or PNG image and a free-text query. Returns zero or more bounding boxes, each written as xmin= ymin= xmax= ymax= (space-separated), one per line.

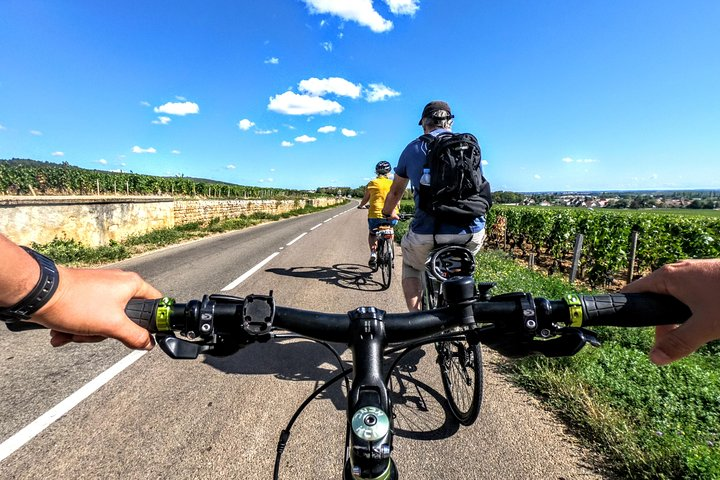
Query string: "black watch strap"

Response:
xmin=0 ymin=247 xmax=60 ymax=322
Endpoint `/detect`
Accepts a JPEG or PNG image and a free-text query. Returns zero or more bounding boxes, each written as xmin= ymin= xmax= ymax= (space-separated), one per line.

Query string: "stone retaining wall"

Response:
xmin=0 ymin=196 xmax=342 ymax=247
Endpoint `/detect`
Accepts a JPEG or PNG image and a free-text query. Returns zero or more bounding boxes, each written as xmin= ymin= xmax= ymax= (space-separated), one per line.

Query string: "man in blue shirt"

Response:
xmin=382 ymin=101 xmax=486 ymax=311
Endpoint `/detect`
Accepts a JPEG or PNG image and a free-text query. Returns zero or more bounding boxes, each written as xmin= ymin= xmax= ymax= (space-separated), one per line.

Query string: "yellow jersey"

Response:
xmin=366 ymin=176 xmax=394 ymax=219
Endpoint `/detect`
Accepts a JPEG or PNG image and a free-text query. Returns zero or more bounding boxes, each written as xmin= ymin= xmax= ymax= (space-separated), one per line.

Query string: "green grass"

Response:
xmin=32 ymin=201 xmax=347 ymax=266
xmin=475 ymin=250 xmax=720 ymax=479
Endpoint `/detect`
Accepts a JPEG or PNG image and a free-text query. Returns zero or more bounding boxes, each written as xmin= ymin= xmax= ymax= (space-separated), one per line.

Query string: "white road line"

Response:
xmin=323 ymin=218 xmax=332 ymax=223
xmin=286 ymin=232 xmax=307 ymax=246
xmin=310 ymin=223 xmax=322 ymax=230
xmin=221 ymin=252 xmax=280 ymax=291
xmin=0 ymin=349 xmax=147 ymax=463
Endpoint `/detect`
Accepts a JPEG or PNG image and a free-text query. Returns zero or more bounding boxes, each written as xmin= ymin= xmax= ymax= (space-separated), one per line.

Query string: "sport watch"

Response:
xmin=0 ymin=247 xmax=60 ymax=323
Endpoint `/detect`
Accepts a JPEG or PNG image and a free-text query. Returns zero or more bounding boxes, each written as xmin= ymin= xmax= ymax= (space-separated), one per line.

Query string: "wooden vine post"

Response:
xmin=569 ymin=233 xmax=584 ymax=283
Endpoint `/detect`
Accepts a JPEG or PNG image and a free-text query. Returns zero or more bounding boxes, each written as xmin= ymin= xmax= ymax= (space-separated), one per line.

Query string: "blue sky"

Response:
xmin=1 ymin=0 xmax=718 ymax=192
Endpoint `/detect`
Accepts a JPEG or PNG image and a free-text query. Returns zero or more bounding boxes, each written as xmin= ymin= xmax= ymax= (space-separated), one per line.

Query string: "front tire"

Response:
xmin=437 ymin=339 xmax=483 ymax=426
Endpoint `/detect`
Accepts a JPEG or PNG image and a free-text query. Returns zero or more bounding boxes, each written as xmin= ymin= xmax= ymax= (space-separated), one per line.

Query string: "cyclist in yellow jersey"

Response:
xmin=357 ymin=161 xmax=398 ymax=268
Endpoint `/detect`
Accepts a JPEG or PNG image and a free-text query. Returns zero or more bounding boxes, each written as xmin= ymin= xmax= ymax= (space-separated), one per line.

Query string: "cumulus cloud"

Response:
xmin=51 ymin=151 xmax=64 ymax=157
xmin=299 ymin=77 xmax=362 ymax=98
xmin=281 ymin=140 xmax=294 ymax=147
xmin=152 ymin=116 xmax=171 ymax=125
xmin=97 ymin=159 xmax=108 ymax=165
xmin=30 ymin=130 xmax=43 ymax=136
xmin=322 ymin=42 xmax=333 ymax=52
xmin=341 ymin=128 xmax=357 ymax=137
xmin=264 ymin=57 xmax=279 ymax=64
xmin=302 ymin=0 xmax=393 ymax=33
xmin=154 ymin=101 xmax=199 ymax=116
xmin=384 ymin=0 xmax=420 ymax=15
xmin=365 ymin=83 xmax=401 ymax=102
xmin=268 ymin=91 xmax=343 ymax=115
xmin=132 ymin=146 xmax=157 ymax=154
xmin=226 ymin=164 xmax=236 ymax=170
xmin=171 ymin=149 xmax=181 ymax=154
xmin=534 ymin=174 xmax=542 ymax=179
xmin=318 ymin=125 xmax=337 ymax=133
xmin=238 ymin=119 xmax=256 ymax=130
xmin=482 ymin=159 xmax=488 ymax=166
xmin=295 ymin=134 xmax=317 ymax=143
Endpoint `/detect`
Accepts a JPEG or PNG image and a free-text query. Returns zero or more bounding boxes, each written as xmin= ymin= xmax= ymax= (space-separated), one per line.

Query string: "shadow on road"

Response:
xmin=203 ymin=339 xmax=460 ymax=439
xmin=265 ymin=263 xmax=385 ymax=291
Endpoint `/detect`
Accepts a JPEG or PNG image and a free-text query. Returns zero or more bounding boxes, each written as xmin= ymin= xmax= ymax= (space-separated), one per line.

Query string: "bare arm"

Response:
xmin=357 ymin=188 xmax=370 ymax=208
xmin=622 ymin=258 xmax=720 ymax=365
xmin=382 ymin=175 xmax=409 ymax=219
xmin=1 ymin=233 xmax=161 ymax=350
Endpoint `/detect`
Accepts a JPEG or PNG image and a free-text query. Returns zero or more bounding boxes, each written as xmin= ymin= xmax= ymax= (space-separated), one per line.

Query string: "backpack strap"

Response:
xmin=418 ymin=133 xmax=435 ymax=169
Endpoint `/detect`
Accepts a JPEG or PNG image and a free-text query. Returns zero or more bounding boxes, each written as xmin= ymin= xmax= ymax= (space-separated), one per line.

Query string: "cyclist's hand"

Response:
xmin=621 ymin=259 xmax=720 ymax=365
xmin=32 ymin=267 xmax=162 ymax=350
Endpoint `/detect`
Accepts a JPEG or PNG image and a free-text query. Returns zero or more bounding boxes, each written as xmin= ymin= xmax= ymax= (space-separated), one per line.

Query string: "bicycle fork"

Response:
xmin=345 ymin=307 xmax=398 ymax=480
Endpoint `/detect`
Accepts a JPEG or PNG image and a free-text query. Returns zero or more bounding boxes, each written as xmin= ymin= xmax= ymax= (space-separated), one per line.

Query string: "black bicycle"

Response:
xmin=8 ymin=283 xmax=687 ymax=479
xmin=422 ymin=245 xmax=484 ymax=425
xmin=370 ymin=223 xmax=396 ymax=290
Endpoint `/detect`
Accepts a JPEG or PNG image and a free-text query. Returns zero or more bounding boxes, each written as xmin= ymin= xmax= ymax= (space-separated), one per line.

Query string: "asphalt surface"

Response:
xmin=0 ymin=203 xmax=608 ymax=479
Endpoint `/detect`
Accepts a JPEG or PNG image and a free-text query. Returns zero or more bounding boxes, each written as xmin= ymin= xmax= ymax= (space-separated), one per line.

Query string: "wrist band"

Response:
xmin=0 ymin=247 xmax=60 ymax=322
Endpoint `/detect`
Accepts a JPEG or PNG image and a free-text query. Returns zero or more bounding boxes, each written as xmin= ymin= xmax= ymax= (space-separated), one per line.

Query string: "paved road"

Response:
xmin=0 ymin=203 xmax=607 ymax=479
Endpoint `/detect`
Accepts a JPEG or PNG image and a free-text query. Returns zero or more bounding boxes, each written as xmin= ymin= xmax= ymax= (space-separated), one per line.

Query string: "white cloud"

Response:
xmin=481 ymin=159 xmax=488 ymax=166
xmin=365 ymin=83 xmax=400 ymax=102
xmin=281 ymin=141 xmax=294 ymax=147
xmin=302 ymin=0 xmax=393 ymax=33
xmin=171 ymin=149 xmax=181 ymax=154
xmin=0 ymin=124 xmax=6 ymax=130
xmin=226 ymin=164 xmax=236 ymax=170
xmin=175 ymin=96 xmax=187 ymax=101
xmin=299 ymin=77 xmax=362 ymax=98
xmin=255 ymin=128 xmax=278 ymax=135
xmin=140 ymin=101 xmax=150 ymax=107
xmin=322 ymin=42 xmax=333 ymax=52
xmin=384 ymin=0 xmax=419 ymax=15
xmin=132 ymin=146 xmax=157 ymax=154
xmin=154 ymin=101 xmax=199 ymax=116
xmin=268 ymin=91 xmax=343 ymax=115
xmin=341 ymin=128 xmax=357 ymax=137
xmin=563 ymin=156 xmax=597 ymax=164
xmin=51 ymin=151 xmax=64 ymax=157
xmin=152 ymin=116 xmax=171 ymax=125
xmin=238 ymin=118 xmax=255 ymax=130
xmin=97 ymin=158 xmax=108 ymax=165
xmin=30 ymin=130 xmax=42 ymax=136
xmin=318 ymin=125 xmax=337 ymax=133
xmin=264 ymin=57 xmax=279 ymax=64
xmin=295 ymin=134 xmax=317 ymax=143
xmin=534 ymin=174 xmax=542 ymax=179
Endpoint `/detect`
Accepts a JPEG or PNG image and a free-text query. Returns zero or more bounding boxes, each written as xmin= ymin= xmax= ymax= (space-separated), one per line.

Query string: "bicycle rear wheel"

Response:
xmin=379 ymin=239 xmax=392 ymax=289
xmin=437 ymin=339 xmax=483 ymax=426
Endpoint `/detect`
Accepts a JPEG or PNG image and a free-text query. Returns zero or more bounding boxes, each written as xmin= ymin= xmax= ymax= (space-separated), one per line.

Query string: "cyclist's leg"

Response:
xmin=400 ymin=230 xmax=433 ymax=311
xmin=367 ymin=219 xmax=382 ymax=267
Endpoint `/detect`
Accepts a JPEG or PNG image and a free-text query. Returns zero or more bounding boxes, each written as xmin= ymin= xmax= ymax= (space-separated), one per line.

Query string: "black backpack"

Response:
xmin=418 ymin=132 xmax=492 ymax=225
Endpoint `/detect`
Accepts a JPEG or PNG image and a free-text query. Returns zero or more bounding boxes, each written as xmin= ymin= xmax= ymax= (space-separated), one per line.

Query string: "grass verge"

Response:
xmin=32 ymin=201 xmax=348 ymax=266
xmin=475 ymin=249 xmax=720 ymax=479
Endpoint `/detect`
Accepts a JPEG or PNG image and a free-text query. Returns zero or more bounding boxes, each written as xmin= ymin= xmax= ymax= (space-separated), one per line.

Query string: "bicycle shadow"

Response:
xmin=386 ymin=348 xmax=461 ymax=441
xmin=203 ymin=340 xmax=462 ymax=440
xmin=202 ymin=338 xmax=350 ymax=411
xmin=266 ymin=263 xmax=385 ymax=291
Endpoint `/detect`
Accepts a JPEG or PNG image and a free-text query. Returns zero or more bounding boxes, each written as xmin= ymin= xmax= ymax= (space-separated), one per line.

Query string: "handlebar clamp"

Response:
xmin=242 ymin=293 xmax=276 ymax=338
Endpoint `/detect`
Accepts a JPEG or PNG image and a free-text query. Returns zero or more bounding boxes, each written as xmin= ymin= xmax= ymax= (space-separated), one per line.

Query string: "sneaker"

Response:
xmin=368 ymin=252 xmax=377 ymax=268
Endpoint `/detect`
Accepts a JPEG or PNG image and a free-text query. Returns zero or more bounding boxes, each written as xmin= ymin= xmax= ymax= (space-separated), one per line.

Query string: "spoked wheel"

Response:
xmin=379 ymin=240 xmax=392 ymax=289
xmin=436 ymin=339 xmax=483 ymax=426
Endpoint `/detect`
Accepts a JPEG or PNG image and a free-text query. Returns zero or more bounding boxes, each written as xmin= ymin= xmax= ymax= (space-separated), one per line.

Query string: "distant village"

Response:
xmin=499 ymin=191 xmax=720 ymax=210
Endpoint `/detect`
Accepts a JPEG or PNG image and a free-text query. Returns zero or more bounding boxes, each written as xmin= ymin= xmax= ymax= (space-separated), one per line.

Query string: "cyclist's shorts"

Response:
xmin=401 ymin=229 xmax=485 ymax=279
xmin=368 ymin=218 xmax=398 ymax=231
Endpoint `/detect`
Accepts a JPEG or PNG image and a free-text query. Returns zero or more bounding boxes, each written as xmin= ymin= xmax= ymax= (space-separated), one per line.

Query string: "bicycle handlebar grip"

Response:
xmin=581 ymin=293 xmax=691 ymax=327
xmin=125 ymin=299 xmax=161 ymax=333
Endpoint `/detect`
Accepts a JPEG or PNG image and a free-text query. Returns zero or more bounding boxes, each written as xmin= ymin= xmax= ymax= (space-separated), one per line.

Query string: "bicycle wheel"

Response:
xmin=437 ymin=339 xmax=482 ymax=426
xmin=379 ymin=239 xmax=392 ymax=289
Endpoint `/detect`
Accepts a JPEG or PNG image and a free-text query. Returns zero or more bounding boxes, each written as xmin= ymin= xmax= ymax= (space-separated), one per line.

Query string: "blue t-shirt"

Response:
xmin=395 ymin=128 xmax=485 ymax=235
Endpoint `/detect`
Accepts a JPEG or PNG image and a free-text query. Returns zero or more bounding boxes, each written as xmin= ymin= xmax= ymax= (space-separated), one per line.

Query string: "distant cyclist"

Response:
xmin=357 ymin=161 xmax=398 ymax=268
